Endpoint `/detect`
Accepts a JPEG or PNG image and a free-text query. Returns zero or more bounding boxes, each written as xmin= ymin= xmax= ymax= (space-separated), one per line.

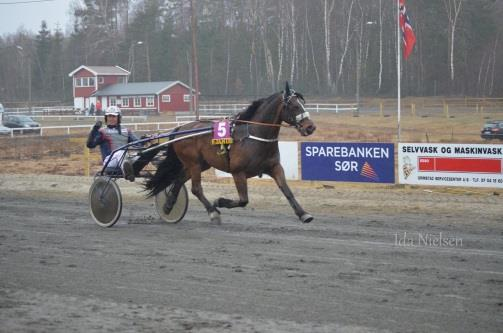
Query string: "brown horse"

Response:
xmin=144 ymin=82 xmax=316 ymax=224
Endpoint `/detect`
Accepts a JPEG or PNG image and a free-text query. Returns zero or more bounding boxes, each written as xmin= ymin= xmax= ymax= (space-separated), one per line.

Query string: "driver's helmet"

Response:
xmin=105 ymin=105 xmax=121 ymax=116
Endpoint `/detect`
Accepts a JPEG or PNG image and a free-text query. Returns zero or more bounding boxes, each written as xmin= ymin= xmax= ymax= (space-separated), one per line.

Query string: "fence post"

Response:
xmin=411 ymin=103 xmax=416 ymax=117
xmin=84 ymin=146 xmax=90 ymax=177
xmin=380 ymin=102 xmax=384 ymax=117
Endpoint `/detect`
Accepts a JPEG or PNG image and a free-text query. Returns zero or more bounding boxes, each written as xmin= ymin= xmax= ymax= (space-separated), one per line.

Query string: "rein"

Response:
xmin=234 ymin=119 xmax=292 ymax=128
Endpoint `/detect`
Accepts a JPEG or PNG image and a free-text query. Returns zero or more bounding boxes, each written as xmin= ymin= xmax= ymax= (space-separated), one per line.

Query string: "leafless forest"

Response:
xmin=0 ymin=0 xmax=502 ymax=105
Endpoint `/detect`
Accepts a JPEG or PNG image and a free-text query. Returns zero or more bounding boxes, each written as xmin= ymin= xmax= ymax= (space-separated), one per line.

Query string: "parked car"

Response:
xmin=0 ymin=124 xmax=11 ymax=135
xmin=481 ymin=120 xmax=503 ymax=140
xmin=2 ymin=115 xmax=41 ymax=133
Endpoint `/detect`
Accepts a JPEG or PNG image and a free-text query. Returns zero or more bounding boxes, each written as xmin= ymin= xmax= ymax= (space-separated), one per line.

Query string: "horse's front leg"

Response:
xmin=189 ymin=165 xmax=221 ymax=224
xmin=214 ymin=172 xmax=249 ymax=209
xmin=269 ymin=164 xmax=313 ymax=223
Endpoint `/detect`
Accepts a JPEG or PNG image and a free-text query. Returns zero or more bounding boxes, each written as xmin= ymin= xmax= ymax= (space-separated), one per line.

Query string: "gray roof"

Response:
xmin=94 ymin=81 xmax=189 ymax=96
xmin=68 ymin=65 xmax=130 ymax=77
xmin=86 ymin=66 xmax=130 ymax=75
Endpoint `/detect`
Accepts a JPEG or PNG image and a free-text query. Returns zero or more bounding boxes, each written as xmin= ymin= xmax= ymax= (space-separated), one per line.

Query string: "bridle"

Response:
xmin=281 ymin=91 xmax=310 ymax=130
xmin=233 ymin=91 xmax=311 ymax=143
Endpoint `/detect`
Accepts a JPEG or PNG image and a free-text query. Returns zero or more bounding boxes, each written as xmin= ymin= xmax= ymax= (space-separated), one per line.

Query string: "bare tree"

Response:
xmin=276 ymin=1 xmax=286 ymax=84
xmin=443 ymin=0 xmax=463 ymax=82
xmin=257 ymin=5 xmax=275 ymax=91
xmin=335 ymin=0 xmax=355 ymax=95
xmin=488 ymin=35 xmax=499 ymax=96
xmin=305 ymin=3 xmax=321 ymax=91
xmin=376 ymin=0 xmax=383 ymax=93
xmin=288 ymin=0 xmax=297 ymax=83
xmin=323 ymin=0 xmax=336 ymax=92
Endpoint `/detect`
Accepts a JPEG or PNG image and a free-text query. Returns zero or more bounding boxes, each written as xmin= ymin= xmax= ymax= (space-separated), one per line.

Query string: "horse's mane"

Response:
xmin=236 ymin=92 xmax=281 ymax=121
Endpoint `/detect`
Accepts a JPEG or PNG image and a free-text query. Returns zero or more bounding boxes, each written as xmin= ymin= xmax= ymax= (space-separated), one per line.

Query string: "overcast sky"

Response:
xmin=0 ymin=0 xmax=76 ymax=36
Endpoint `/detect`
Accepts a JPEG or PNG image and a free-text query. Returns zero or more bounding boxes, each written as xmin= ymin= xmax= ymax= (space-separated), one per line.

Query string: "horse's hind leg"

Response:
xmin=269 ymin=164 xmax=313 ymax=223
xmin=189 ymin=165 xmax=221 ymax=224
xmin=214 ymin=172 xmax=249 ymax=209
xmin=163 ymin=172 xmax=189 ymax=214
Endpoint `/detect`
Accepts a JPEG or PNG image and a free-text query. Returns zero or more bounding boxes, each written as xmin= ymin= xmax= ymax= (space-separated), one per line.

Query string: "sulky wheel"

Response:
xmin=89 ymin=177 xmax=122 ymax=227
xmin=154 ymin=183 xmax=188 ymax=223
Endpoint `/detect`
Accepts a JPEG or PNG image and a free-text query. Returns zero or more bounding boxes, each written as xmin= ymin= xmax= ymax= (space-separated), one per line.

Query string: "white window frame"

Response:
xmin=183 ymin=94 xmax=191 ymax=102
xmin=110 ymin=96 xmax=117 ymax=106
xmin=134 ymin=97 xmax=142 ymax=107
xmin=162 ymin=95 xmax=171 ymax=103
xmin=121 ymin=97 xmax=129 ymax=107
xmin=75 ymin=78 xmax=81 ymax=87
xmin=146 ymin=96 xmax=155 ymax=107
xmin=82 ymin=77 xmax=88 ymax=86
xmin=118 ymin=76 xmax=126 ymax=84
xmin=89 ymin=77 xmax=95 ymax=86
xmin=98 ymin=77 xmax=104 ymax=84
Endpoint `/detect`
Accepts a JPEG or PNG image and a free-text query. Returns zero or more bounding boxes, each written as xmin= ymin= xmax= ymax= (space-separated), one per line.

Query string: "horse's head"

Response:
xmin=280 ymin=82 xmax=316 ymax=136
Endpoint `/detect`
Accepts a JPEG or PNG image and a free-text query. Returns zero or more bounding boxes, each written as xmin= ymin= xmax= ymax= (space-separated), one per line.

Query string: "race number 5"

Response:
xmin=217 ymin=121 xmax=227 ymax=138
xmin=212 ymin=120 xmax=233 ymax=145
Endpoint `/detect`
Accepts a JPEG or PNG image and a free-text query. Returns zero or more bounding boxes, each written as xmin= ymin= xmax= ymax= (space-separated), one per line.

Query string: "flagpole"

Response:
xmin=397 ymin=0 xmax=401 ymax=142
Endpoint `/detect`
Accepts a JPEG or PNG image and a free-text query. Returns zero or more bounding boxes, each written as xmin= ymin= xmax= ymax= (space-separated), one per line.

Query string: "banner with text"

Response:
xmin=301 ymin=142 xmax=395 ymax=183
xmin=398 ymin=143 xmax=503 ymax=188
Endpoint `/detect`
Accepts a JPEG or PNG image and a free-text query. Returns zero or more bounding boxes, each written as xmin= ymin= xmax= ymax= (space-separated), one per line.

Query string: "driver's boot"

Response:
xmin=123 ymin=159 xmax=135 ymax=182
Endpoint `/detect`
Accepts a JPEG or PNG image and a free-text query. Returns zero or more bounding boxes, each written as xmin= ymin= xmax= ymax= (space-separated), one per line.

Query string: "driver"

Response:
xmin=86 ymin=105 xmax=139 ymax=181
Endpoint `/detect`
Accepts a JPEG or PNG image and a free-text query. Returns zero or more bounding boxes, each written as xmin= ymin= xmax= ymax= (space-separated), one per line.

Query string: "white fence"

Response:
xmin=197 ymin=103 xmax=358 ymax=116
xmin=0 ymin=121 xmax=188 ymax=138
xmin=4 ymin=106 xmax=75 ymax=115
xmin=28 ymin=115 xmax=148 ymax=121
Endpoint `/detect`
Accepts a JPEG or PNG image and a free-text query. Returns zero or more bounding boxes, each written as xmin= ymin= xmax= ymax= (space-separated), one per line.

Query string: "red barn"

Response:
xmin=68 ymin=65 xmax=194 ymax=113
xmin=68 ymin=65 xmax=130 ymax=110
xmin=93 ymin=81 xmax=194 ymax=114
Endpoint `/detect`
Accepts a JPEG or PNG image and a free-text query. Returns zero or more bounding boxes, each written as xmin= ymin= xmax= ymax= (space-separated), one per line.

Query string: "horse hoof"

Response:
xmin=300 ymin=213 xmax=313 ymax=223
xmin=209 ymin=211 xmax=221 ymax=225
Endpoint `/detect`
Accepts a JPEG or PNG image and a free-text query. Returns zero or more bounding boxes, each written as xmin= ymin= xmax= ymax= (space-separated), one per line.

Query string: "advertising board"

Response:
xmin=215 ymin=141 xmax=299 ymax=180
xmin=398 ymin=143 xmax=503 ymax=188
xmin=301 ymin=142 xmax=395 ymax=183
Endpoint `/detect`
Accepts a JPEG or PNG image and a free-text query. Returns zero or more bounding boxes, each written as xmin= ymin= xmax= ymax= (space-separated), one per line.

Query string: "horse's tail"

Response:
xmin=144 ymin=143 xmax=183 ymax=197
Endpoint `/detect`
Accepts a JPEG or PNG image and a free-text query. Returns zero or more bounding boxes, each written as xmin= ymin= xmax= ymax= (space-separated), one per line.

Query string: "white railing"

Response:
xmin=4 ymin=106 xmax=75 ymax=115
xmin=197 ymin=103 xmax=358 ymax=115
xmin=199 ymin=104 xmax=248 ymax=115
xmin=28 ymin=115 xmax=148 ymax=121
xmin=0 ymin=121 xmax=190 ymax=138
xmin=307 ymin=103 xmax=358 ymax=113
xmin=175 ymin=115 xmax=228 ymax=122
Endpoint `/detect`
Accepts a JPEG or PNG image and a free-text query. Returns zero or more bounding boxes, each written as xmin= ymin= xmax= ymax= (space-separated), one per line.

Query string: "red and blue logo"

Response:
xmin=360 ymin=161 xmax=380 ymax=181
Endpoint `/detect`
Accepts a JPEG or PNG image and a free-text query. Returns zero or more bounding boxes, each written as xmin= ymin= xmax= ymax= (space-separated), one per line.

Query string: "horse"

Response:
xmin=144 ymin=82 xmax=316 ymax=224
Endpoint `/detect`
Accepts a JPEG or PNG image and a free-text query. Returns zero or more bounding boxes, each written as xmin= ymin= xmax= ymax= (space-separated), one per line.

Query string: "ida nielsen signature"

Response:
xmin=394 ymin=232 xmax=462 ymax=247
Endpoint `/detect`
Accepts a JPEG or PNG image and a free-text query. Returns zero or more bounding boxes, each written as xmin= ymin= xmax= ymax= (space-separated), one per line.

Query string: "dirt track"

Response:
xmin=0 ymin=174 xmax=502 ymax=332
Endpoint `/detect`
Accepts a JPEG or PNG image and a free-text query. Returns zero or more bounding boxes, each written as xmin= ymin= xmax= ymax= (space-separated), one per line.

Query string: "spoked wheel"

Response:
xmin=154 ymin=183 xmax=188 ymax=223
xmin=89 ymin=177 xmax=122 ymax=227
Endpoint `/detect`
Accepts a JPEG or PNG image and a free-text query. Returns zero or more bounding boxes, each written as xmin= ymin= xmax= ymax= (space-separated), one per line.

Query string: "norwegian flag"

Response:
xmin=399 ymin=0 xmax=416 ymax=59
